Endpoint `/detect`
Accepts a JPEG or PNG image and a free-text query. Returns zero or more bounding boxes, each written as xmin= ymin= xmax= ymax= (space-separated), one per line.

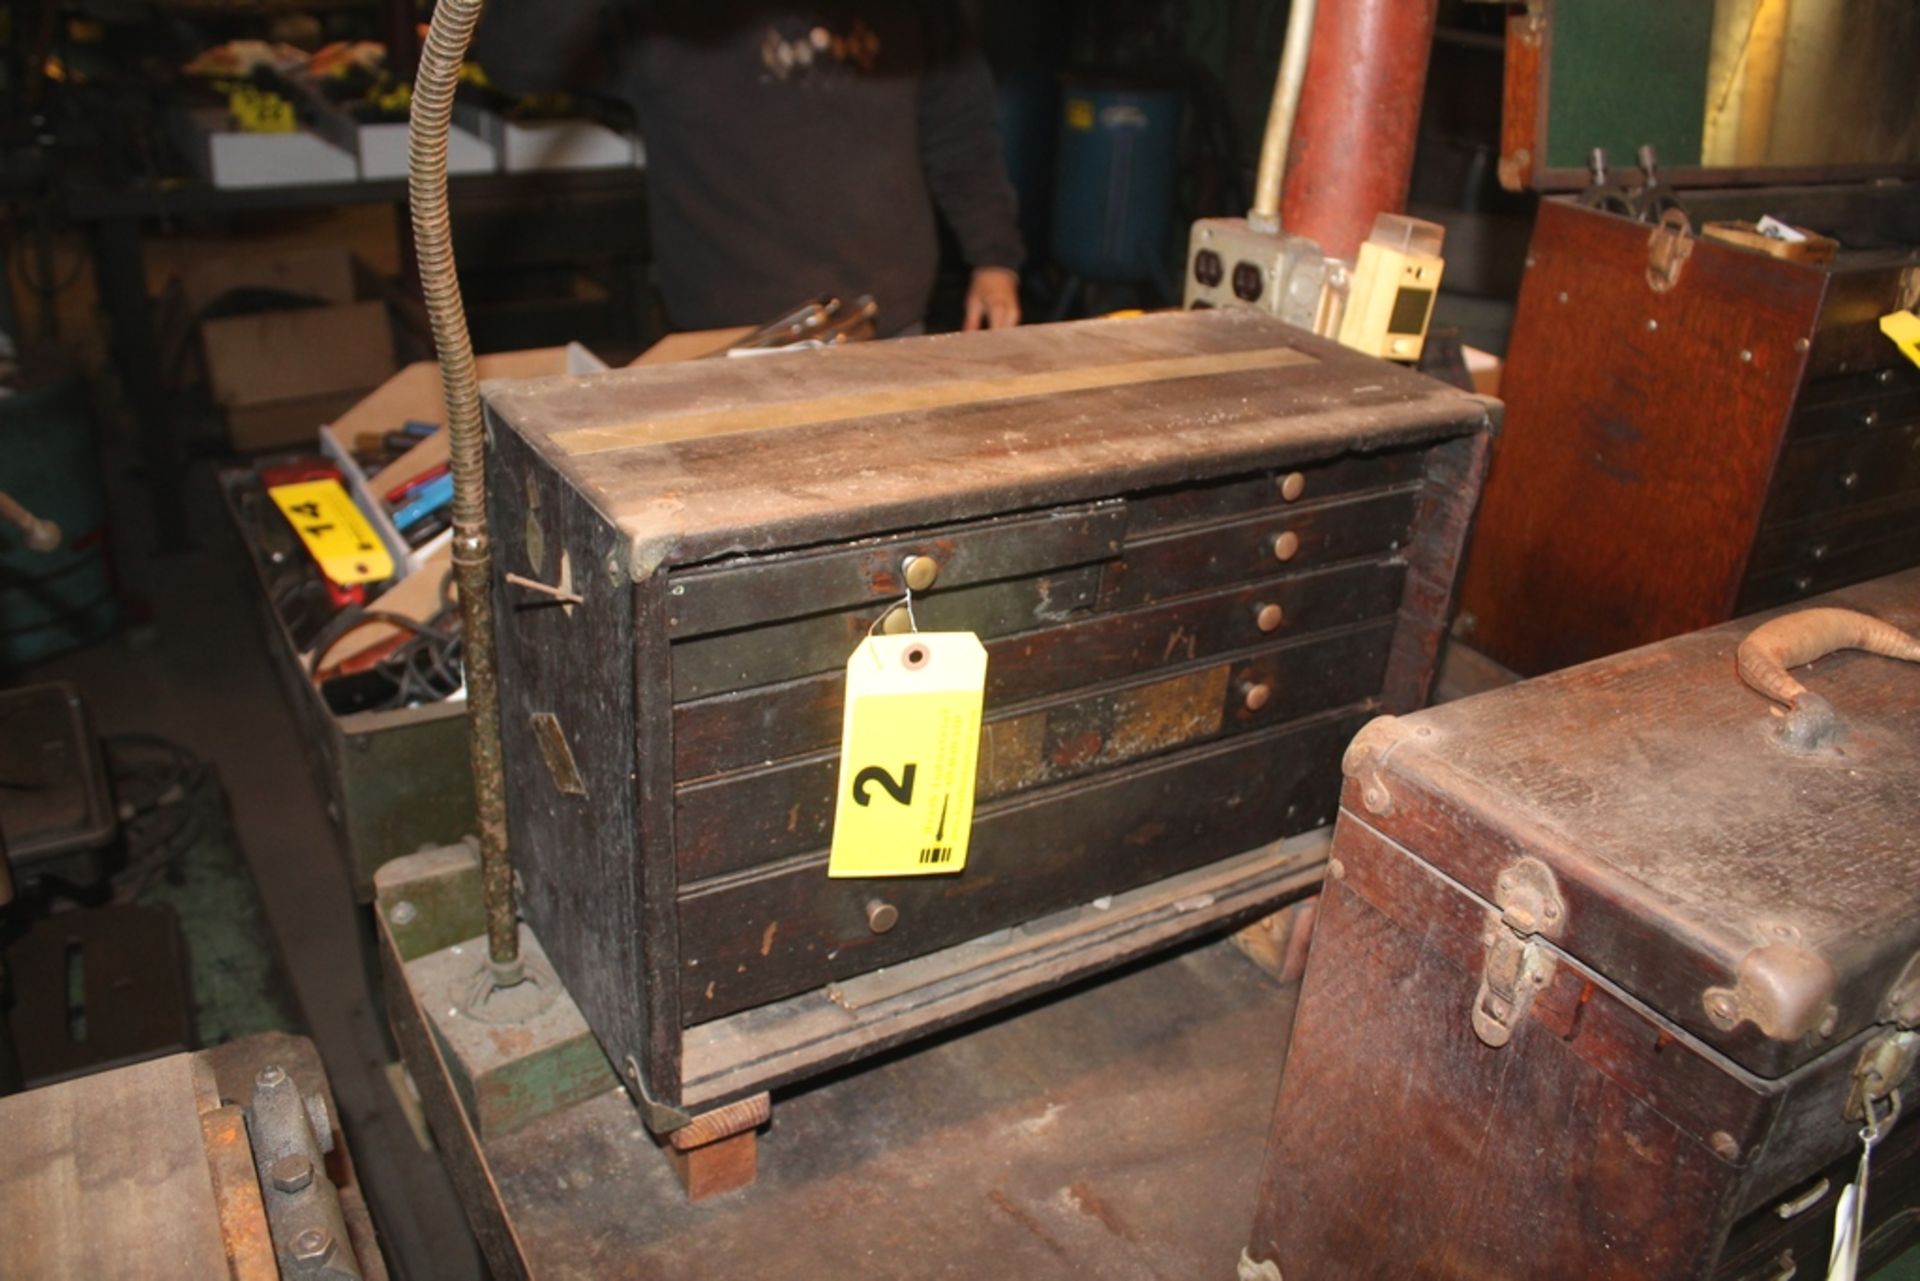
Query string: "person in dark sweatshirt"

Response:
xmin=474 ymin=2 xmax=1024 ymax=337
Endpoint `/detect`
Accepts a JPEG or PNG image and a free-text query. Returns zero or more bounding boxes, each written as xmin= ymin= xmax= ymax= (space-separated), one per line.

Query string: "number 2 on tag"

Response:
xmin=828 ymin=633 xmax=987 ymax=878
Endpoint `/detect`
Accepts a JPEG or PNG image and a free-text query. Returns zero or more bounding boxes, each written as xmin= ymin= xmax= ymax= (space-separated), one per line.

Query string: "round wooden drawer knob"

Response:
xmin=1241 ymin=681 xmax=1272 ymax=712
xmin=865 ymin=899 xmax=899 ymax=934
xmin=903 ymin=555 xmax=941 ymax=592
xmin=1254 ymin=603 xmax=1284 ymax=632
xmin=1270 ymin=530 xmax=1301 ymax=562
xmin=1278 ymin=472 xmax=1306 ymax=502
xmin=881 ymin=606 xmax=913 ymax=635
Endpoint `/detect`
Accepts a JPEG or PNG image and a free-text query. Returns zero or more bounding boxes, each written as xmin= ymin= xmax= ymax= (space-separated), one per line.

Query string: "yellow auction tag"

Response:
xmin=268 ymin=479 xmax=395 ymax=586
xmin=1880 ymin=310 xmax=1920 ymax=370
xmin=828 ymin=632 xmax=987 ymax=878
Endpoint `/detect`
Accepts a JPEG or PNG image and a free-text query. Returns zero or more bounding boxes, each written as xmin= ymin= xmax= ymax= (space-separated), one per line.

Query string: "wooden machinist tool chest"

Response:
xmin=1249 ymin=568 xmax=1920 ymax=1279
xmin=480 ymin=308 xmax=1493 ymax=1130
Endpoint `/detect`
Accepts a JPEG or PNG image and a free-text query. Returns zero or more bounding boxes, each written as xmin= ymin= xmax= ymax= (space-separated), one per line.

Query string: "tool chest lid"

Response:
xmin=1343 ymin=569 xmax=1920 ymax=1079
xmin=479 ymin=309 xmax=1490 ymax=578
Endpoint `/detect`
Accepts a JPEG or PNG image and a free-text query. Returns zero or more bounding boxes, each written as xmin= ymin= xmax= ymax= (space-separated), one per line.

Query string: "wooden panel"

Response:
xmin=678 ymin=835 xmax=1329 ymax=1111
xmin=1496 ymin=6 xmax=1545 ymax=191
xmin=675 ymin=620 xmax=1396 ymax=883
xmin=482 ymin=309 xmax=1490 ymax=577
xmin=1738 ymin=496 xmax=1920 ymax=613
xmin=1786 ymin=376 xmax=1920 ymax=440
xmin=1125 ymin=447 xmax=1424 ymax=534
xmin=1379 ymin=430 xmax=1494 ymax=712
xmin=1454 ymin=199 xmax=1825 ymax=675
xmin=1760 ymin=417 xmax=1920 ymax=521
xmin=670 ymin=565 xmax=1103 ymax=701
xmin=488 ymin=425 xmax=667 ymax=1100
xmin=1807 ymin=260 xmax=1920 ymax=378
xmin=0 ymin=1053 xmax=233 ymax=1280
xmin=1796 ymin=362 xmax=1920 ymax=410
xmin=673 ymin=558 xmax=1408 ymax=780
xmin=665 ymin=504 xmax=1126 ymax=639
xmin=1248 ymin=828 xmax=1746 ymax=1280
xmin=1099 ymin=488 xmax=1418 ymax=610
xmin=677 ymin=708 xmax=1368 ymax=1022
xmin=551 ymin=346 xmax=1317 ymax=455
xmin=1745 ymin=489 xmax=1920 ymax=579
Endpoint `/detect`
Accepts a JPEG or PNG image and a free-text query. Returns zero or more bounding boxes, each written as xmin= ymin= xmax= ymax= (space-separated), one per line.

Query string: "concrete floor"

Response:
xmin=27 ymin=461 xmax=484 ymax=1278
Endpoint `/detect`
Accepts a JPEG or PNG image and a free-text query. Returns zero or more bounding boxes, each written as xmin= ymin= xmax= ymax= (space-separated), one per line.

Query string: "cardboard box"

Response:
xmin=171 ymin=107 xmax=358 ymax=189
xmin=196 ymin=249 xmax=397 ymax=452
xmin=203 ymin=300 xmax=393 ymax=407
xmin=1463 ymin=345 xmax=1502 ymax=399
xmin=305 ymin=97 xmax=496 ymax=180
xmin=453 ymin=102 xmax=639 ymax=172
xmin=1701 ymin=219 xmax=1839 ymax=266
xmin=315 ymin=343 xmax=608 ymax=668
xmin=176 ymin=246 xmax=358 ymax=315
xmin=228 ymin=388 xmax=371 ymax=455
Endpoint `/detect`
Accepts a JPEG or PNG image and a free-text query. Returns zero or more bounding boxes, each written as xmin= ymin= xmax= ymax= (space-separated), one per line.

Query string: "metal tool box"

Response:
xmin=1248 ymin=569 xmax=1920 ymax=1279
xmin=222 ymin=470 xmax=475 ymax=900
xmin=481 ymin=309 xmax=1494 ymax=1123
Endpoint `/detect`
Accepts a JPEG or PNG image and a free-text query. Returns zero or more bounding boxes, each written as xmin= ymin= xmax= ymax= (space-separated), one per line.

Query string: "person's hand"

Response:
xmin=964 ymin=267 xmax=1021 ymax=331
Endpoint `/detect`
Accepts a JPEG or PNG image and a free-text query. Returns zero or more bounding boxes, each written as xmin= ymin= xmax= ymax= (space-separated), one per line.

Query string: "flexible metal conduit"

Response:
xmin=408 ymin=0 xmax=521 ymax=985
xmin=1249 ymin=0 xmax=1318 ymax=232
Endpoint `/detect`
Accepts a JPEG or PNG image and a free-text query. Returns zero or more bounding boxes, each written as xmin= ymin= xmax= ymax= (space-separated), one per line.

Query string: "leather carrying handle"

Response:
xmin=1736 ymin=607 xmax=1920 ymax=751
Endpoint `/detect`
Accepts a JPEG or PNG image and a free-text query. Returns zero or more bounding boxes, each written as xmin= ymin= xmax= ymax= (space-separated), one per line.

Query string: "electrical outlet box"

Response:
xmin=1183 ymin=218 xmax=1338 ymax=334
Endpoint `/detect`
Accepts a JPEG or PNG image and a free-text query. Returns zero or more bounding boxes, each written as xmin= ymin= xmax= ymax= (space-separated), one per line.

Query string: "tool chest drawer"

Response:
xmin=481 ymin=309 xmax=1494 ymax=1118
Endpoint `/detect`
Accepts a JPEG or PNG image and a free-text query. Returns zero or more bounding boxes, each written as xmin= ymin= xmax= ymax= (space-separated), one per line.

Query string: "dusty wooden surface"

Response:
xmin=1354 ymin=568 xmax=1920 ymax=1074
xmin=0 ymin=1053 xmax=231 ymax=1279
xmin=465 ymin=937 xmax=1298 ymax=1279
xmin=0 ymin=1031 xmax=383 ymax=1280
xmin=483 ymin=308 xmax=1487 ymax=577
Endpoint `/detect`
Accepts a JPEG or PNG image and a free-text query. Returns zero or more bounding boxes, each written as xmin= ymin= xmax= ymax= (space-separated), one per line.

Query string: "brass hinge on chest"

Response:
xmin=1471 ymin=858 xmax=1566 ymax=1049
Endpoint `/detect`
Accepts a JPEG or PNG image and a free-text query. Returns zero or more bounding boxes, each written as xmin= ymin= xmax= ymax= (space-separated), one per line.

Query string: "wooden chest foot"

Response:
xmin=1231 ymin=896 xmax=1319 ymax=984
xmin=662 ymin=1094 xmax=770 ymax=1201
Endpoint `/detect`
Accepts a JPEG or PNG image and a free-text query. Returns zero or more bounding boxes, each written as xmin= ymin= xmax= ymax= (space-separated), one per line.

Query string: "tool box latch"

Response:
xmin=1471 ymin=858 xmax=1565 ymax=1049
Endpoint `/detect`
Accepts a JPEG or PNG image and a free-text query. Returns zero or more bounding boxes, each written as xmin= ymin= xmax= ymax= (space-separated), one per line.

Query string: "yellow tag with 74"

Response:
xmin=828 ymin=633 xmax=987 ymax=878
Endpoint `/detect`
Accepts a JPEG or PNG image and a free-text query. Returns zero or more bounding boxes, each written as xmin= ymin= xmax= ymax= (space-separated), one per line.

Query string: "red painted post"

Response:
xmin=1280 ymin=0 xmax=1440 ymax=263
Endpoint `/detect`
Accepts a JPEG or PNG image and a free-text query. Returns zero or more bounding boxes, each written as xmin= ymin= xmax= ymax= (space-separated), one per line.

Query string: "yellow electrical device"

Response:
xmin=1338 ymin=213 xmax=1446 ymax=363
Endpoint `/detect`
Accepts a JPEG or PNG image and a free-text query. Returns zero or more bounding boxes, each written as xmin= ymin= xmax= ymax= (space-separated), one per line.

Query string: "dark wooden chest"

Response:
xmin=1456 ymin=191 xmax=1920 ymax=676
xmin=1249 ymin=568 xmax=1920 ymax=1279
xmin=478 ymin=309 xmax=1492 ymax=1125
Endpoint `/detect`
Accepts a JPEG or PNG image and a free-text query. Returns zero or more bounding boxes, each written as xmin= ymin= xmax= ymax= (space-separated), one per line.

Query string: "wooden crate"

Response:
xmin=481 ymin=309 xmax=1495 ymax=1122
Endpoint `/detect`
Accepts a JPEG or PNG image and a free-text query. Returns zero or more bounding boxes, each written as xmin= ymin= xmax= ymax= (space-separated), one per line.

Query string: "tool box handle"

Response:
xmin=1736 ymin=608 xmax=1920 ymax=751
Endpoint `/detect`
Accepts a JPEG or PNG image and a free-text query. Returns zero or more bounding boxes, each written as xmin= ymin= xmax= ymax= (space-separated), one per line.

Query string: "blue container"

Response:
xmin=0 ymin=370 xmax=120 ymax=670
xmin=1049 ymin=83 xmax=1183 ymax=285
xmin=996 ymin=71 xmax=1059 ymax=269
